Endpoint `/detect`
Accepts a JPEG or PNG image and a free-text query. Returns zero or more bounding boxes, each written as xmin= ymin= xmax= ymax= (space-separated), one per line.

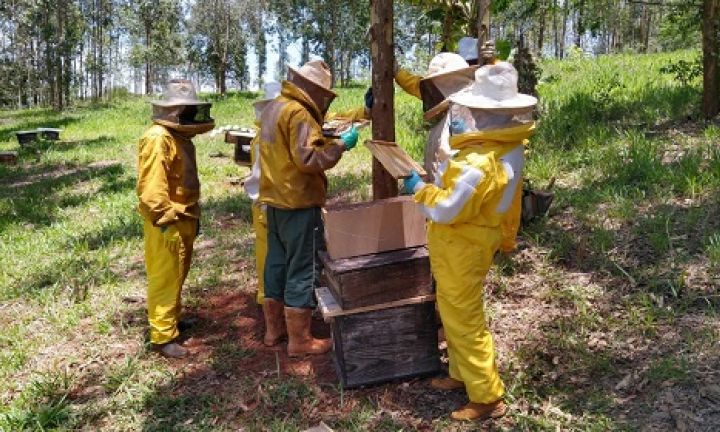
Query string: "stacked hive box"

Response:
xmin=317 ymin=196 xmax=439 ymax=388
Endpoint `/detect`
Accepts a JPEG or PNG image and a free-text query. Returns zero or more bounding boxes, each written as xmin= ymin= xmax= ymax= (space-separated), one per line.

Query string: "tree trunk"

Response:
xmin=703 ymin=0 xmax=720 ymax=119
xmin=552 ymin=0 xmax=559 ymax=58
xmin=370 ymin=0 xmax=398 ymax=199
xmin=145 ymin=22 xmax=152 ymax=95
xmin=574 ymin=0 xmax=584 ymax=48
xmin=559 ymin=0 xmax=568 ymax=59
xmin=643 ymin=6 xmax=652 ymax=53
xmin=537 ymin=2 xmax=546 ymax=57
xmin=441 ymin=6 xmax=453 ymax=51
xmin=477 ymin=0 xmax=491 ymax=65
xmin=97 ymin=0 xmax=104 ymax=99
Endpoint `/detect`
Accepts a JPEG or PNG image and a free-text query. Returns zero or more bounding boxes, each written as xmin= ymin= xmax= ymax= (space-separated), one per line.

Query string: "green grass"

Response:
xmin=1 ymin=49 xmax=719 ymax=430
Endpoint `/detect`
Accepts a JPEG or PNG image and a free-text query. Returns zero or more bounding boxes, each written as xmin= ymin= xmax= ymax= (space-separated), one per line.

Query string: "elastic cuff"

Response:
xmin=155 ymin=208 xmax=179 ymax=227
xmin=413 ymin=180 xmax=426 ymax=194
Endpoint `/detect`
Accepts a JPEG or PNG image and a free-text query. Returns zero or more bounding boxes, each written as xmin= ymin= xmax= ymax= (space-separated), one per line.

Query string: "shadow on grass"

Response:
xmin=137 ymin=288 xmax=336 ymax=431
xmin=538 ymin=83 xmax=700 ymax=150
xmin=0 ymin=162 xmax=126 ymax=233
xmin=507 ymin=190 xmax=720 ymax=429
xmin=0 ymin=115 xmax=80 ymax=143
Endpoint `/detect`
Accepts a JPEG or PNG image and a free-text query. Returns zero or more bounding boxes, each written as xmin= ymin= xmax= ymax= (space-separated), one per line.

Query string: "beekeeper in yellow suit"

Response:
xmin=403 ymin=62 xmax=536 ymax=421
xmin=137 ymin=79 xmax=214 ymax=358
xmin=245 ymin=82 xmax=282 ymax=305
xmin=394 ymin=52 xmax=477 ymax=183
xmin=247 ymin=83 xmax=371 ymax=306
xmin=258 ymin=60 xmax=360 ymax=357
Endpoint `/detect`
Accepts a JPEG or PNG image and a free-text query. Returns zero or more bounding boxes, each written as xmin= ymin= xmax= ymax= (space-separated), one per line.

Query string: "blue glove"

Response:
xmin=403 ymin=170 xmax=422 ymax=194
xmin=450 ymin=118 xmax=466 ymax=134
xmin=340 ymin=126 xmax=359 ymax=151
xmin=364 ymin=87 xmax=374 ymax=110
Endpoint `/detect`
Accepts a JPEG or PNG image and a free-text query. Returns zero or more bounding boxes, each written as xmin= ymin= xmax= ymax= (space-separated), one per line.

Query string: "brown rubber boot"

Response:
xmin=450 ymin=400 xmax=507 ymax=421
xmin=153 ymin=342 xmax=188 ymax=359
xmin=262 ymin=298 xmax=287 ymax=346
xmin=284 ymin=307 xmax=331 ymax=357
xmin=430 ymin=377 xmax=464 ymax=391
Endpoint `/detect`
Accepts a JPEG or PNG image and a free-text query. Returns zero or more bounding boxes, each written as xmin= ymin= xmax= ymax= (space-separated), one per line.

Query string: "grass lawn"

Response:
xmin=1 ymin=50 xmax=719 ymax=431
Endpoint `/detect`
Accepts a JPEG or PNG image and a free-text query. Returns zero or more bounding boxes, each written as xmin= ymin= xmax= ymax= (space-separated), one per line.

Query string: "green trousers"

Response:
xmin=264 ymin=206 xmax=324 ymax=308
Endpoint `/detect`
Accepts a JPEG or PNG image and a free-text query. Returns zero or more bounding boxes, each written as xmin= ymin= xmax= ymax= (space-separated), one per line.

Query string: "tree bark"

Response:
xmin=552 ymin=0 xmax=559 ymax=58
xmin=370 ymin=0 xmax=398 ymax=200
xmin=703 ymin=0 xmax=720 ymax=119
xmin=477 ymin=0 xmax=491 ymax=65
xmin=559 ymin=0 xmax=569 ymax=59
xmin=574 ymin=0 xmax=584 ymax=48
xmin=145 ymin=21 xmax=152 ymax=95
xmin=537 ymin=1 xmax=546 ymax=57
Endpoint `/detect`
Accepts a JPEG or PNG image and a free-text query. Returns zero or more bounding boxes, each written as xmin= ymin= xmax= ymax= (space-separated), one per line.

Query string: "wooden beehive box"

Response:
xmin=322 ymin=196 xmax=426 ymax=261
xmin=15 ymin=130 xmax=38 ymax=145
xmin=0 ymin=151 xmax=18 ymax=165
xmin=316 ymin=287 xmax=440 ymax=388
xmin=38 ymin=128 xmax=61 ymax=140
xmin=319 ymin=246 xmax=432 ymax=310
xmin=225 ymin=130 xmax=255 ymax=166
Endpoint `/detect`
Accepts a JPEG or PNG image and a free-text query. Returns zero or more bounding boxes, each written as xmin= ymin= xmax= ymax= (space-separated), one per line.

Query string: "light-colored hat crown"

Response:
xmin=295 ymin=60 xmax=333 ymax=90
xmin=152 ymin=79 xmax=208 ymax=107
xmin=449 ymin=62 xmax=537 ymax=111
xmin=476 ymin=63 xmax=518 ymax=101
xmin=426 ymin=53 xmax=470 ymax=78
xmin=458 ymin=37 xmax=478 ymax=62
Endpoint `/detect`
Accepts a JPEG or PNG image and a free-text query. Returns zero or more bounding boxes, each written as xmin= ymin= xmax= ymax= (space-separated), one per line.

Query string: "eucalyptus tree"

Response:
xmin=124 ymin=0 xmax=185 ymax=95
xmin=188 ymin=0 xmax=254 ymax=94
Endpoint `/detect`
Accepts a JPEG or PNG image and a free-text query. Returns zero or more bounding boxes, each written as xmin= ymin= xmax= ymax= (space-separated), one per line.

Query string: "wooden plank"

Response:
xmin=322 ymin=118 xmax=370 ymax=138
xmin=322 ymin=196 xmax=427 ymax=260
xmin=365 ymin=140 xmax=426 ymax=179
xmin=320 ymin=245 xmax=428 ymax=274
xmin=333 ymin=301 xmax=440 ymax=388
xmin=370 ymin=0 xmax=398 ymax=199
xmin=315 ymin=286 xmax=435 ymax=320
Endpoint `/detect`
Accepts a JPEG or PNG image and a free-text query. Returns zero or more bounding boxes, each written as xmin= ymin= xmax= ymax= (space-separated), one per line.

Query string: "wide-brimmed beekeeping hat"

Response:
xmin=287 ymin=60 xmax=337 ymax=115
xmin=151 ymin=79 xmax=214 ymax=134
xmin=449 ymin=62 xmax=537 ymax=112
xmin=151 ymin=79 xmax=211 ymax=107
xmin=418 ymin=53 xmax=478 ymax=119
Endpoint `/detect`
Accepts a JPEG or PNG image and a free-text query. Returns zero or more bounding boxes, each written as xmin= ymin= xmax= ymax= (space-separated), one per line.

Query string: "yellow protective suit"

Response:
xmin=143 ymin=218 xmax=197 ymax=344
xmin=395 ymin=69 xmax=422 ymax=99
xmin=137 ymin=124 xmax=201 ymax=344
xmin=257 ymin=81 xmax=346 ymax=210
xmin=248 ymin=103 xmax=368 ymax=305
xmin=411 ymin=123 xmax=535 ymax=404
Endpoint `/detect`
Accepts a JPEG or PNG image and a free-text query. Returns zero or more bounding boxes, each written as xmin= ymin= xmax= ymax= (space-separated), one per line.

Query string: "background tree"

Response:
xmin=703 ymin=0 xmax=720 ymax=118
xmin=124 ymin=0 xmax=185 ymax=95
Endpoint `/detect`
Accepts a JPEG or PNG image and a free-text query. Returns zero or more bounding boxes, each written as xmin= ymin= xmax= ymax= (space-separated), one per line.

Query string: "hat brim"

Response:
xmin=421 ymin=65 xmax=479 ymax=83
xmin=449 ymin=92 xmax=537 ymax=111
xmin=151 ymin=99 xmax=211 ymax=107
xmin=287 ymin=65 xmax=337 ymax=97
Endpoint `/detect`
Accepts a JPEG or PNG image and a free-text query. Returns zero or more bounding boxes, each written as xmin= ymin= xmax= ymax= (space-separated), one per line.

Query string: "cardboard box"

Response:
xmin=322 ymin=196 xmax=426 ymax=260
